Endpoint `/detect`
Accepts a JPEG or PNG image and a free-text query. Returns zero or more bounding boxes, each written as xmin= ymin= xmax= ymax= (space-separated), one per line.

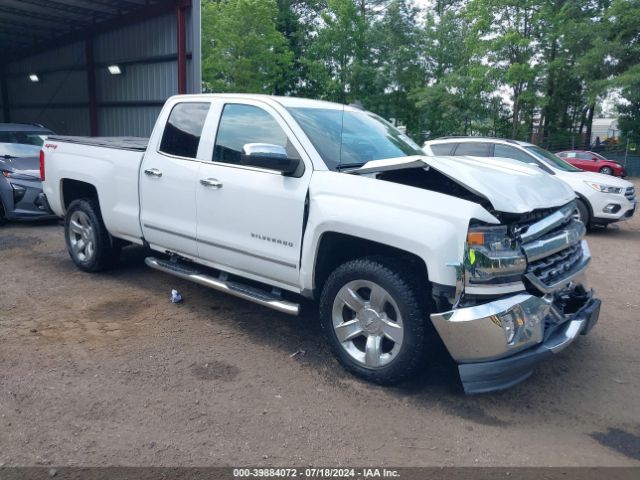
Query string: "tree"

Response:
xmin=368 ymin=0 xmax=425 ymax=135
xmin=465 ymin=0 xmax=542 ymax=139
xmin=301 ymin=0 xmax=374 ymax=103
xmin=602 ymin=0 xmax=640 ymax=137
xmin=201 ymin=0 xmax=293 ymax=94
xmin=411 ymin=1 xmax=498 ymax=139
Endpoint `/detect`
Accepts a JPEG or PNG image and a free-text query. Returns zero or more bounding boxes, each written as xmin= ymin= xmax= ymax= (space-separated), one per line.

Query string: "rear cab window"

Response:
xmin=159 ymin=102 xmax=211 ymax=159
xmin=452 ymin=142 xmax=492 ymax=156
xmin=429 ymin=143 xmax=454 ymax=155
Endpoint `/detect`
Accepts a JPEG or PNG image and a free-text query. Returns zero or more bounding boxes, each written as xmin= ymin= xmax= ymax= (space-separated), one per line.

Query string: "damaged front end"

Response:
xmin=430 ymin=202 xmax=601 ymax=394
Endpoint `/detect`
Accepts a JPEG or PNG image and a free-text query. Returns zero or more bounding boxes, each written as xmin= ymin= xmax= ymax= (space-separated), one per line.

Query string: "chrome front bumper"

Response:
xmin=431 ymin=288 xmax=600 ymax=394
xmin=430 ymin=238 xmax=599 ymax=393
xmin=456 ymin=294 xmax=600 ymax=394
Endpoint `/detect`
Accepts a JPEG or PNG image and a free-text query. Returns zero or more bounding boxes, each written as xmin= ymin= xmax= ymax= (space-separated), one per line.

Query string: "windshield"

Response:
xmin=525 ymin=146 xmax=583 ymax=172
xmin=0 ymin=131 xmax=51 ymax=147
xmin=287 ymin=107 xmax=423 ymax=170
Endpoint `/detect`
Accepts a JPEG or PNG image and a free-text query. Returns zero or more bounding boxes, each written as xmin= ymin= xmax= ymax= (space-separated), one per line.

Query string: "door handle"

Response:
xmin=144 ymin=168 xmax=163 ymax=178
xmin=200 ymin=178 xmax=223 ymax=189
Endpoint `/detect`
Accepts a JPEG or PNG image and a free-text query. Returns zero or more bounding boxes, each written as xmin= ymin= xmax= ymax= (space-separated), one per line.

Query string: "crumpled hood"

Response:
xmin=351 ymin=155 xmax=577 ymax=214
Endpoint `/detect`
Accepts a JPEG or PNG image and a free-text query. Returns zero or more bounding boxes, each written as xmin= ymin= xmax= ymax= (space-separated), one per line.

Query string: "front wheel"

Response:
xmin=65 ymin=198 xmax=120 ymax=272
xmin=599 ymin=166 xmax=613 ymax=175
xmin=319 ymin=257 xmax=432 ymax=385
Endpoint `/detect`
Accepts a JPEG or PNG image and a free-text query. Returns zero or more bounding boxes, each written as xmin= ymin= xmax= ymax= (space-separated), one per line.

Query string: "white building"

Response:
xmin=591 ymin=118 xmax=619 ymax=145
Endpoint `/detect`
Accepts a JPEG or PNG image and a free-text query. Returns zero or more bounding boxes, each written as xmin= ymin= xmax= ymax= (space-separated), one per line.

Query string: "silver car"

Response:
xmin=0 ymin=124 xmax=56 ymax=225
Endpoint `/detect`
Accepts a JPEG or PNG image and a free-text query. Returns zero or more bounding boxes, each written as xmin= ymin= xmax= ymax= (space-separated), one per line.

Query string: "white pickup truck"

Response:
xmin=42 ymin=94 xmax=601 ymax=393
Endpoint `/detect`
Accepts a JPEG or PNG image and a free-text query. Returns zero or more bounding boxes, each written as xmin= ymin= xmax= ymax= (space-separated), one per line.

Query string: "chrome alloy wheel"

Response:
xmin=68 ymin=210 xmax=96 ymax=262
xmin=331 ymin=280 xmax=404 ymax=368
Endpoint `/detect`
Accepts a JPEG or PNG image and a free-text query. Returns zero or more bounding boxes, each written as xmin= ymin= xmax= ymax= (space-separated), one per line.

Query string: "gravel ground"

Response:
xmin=1 ymin=180 xmax=639 ymax=467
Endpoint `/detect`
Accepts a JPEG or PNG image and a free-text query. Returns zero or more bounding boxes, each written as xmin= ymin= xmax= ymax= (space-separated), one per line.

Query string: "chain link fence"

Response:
xmin=535 ymin=135 xmax=640 ymax=177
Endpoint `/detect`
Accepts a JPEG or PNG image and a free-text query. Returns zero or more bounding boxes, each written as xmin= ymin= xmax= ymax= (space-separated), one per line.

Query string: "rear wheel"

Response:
xmin=599 ymin=166 xmax=613 ymax=175
xmin=319 ymin=257 xmax=432 ymax=385
xmin=65 ymin=198 xmax=120 ymax=272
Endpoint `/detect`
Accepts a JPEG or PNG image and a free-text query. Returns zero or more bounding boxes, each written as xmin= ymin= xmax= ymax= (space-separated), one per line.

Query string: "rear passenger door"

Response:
xmin=140 ymin=101 xmax=211 ymax=258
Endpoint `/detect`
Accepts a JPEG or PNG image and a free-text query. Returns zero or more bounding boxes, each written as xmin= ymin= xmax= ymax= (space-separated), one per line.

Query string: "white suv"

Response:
xmin=423 ymin=137 xmax=637 ymax=227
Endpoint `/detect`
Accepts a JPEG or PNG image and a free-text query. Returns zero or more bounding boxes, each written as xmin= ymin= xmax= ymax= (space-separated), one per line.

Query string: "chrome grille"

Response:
xmin=527 ymin=243 xmax=583 ymax=287
xmin=518 ymin=203 xmax=590 ymax=294
xmin=625 ymin=186 xmax=636 ymax=203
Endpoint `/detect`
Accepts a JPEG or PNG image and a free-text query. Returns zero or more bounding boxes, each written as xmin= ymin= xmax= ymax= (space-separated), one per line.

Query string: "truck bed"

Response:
xmin=47 ymin=136 xmax=149 ymax=152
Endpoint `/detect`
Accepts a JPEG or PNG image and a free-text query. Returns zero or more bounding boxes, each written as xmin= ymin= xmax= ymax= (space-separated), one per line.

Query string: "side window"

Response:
xmin=159 ymin=102 xmax=210 ymax=159
xmin=213 ymin=104 xmax=300 ymax=165
xmin=577 ymin=153 xmax=592 ymax=160
xmin=453 ymin=142 xmax=492 ymax=156
xmin=430 ymin=143 xmax=454 ymax=155
xmin=494 ymin=144 xmax=536 ymax=164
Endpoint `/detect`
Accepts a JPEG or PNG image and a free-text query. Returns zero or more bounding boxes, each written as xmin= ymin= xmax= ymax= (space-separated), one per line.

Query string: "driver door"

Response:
xmin=195 ymin=100 xmax=312 ymax=288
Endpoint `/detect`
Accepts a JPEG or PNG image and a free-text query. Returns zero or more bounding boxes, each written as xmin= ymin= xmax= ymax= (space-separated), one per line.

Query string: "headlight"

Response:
xmin=585 ymin=181 xmax=622 ymax=194
xmin=11 ymin=184 xmax=26 ymax=203
xmin=465 ymin=225 xmax=526 ymax=285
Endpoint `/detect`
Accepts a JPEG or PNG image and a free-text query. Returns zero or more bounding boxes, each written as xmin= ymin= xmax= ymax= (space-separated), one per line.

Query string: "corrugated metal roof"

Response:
xmin=0 ymin=0 xmax=176 ymax=62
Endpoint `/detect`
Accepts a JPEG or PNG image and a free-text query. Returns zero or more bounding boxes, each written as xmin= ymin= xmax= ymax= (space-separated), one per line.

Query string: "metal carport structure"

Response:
xmin=0 ymin=0 xmax=201 ymax=137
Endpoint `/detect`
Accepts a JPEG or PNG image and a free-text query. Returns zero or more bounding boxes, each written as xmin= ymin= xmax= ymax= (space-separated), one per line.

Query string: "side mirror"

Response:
xmin=241 ymin=143 xmax=300 ymax=175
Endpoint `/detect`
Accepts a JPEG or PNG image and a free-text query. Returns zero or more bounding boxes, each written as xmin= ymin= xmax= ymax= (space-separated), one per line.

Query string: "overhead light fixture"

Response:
xmin=28 ymin=74 xmax=39 ymax=82
xmin=107 ymin=65 xmax=122 ymax=75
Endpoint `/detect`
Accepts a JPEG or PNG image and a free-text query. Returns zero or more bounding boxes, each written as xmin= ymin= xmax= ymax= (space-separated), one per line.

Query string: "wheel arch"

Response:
xmin=575 ymin=192 xmax=593 ymax=223
xmin=61 ymin=179 xmax=100 ymax=213
xmin=312 ymin=231 xmax=429 ymax=299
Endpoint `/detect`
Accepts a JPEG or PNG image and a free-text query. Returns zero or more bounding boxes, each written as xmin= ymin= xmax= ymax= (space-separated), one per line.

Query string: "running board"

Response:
xmin=144 ymin=257 xmax=300 ymax=315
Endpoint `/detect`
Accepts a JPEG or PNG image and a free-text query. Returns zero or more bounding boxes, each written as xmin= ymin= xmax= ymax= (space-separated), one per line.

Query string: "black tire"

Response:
xmin=599 ymin=166 xmax=613 ymax=175
xmin=319 ymin=257 xmax=432 ymax=385
xmin=64 ymin=198 xmax=121 ymax=272
xmin=0 ymin=199 xmax=6 ymax=226
xmin=575 ymin=198 xmax=591 ymax=228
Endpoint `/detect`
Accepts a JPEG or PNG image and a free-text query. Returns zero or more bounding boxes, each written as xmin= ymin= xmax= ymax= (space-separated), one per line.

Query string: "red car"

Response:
xmin=556 ymin=150 xmax=626 ymax=177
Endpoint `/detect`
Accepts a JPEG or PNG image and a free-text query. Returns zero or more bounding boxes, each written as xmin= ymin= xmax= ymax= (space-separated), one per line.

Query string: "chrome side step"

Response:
xmin=144 ymin=257 xmax=300 ymax=315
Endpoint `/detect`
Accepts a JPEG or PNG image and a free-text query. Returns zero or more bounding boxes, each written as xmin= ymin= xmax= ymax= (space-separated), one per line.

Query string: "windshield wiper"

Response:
xmin=2 ymin=154 xmax=17 ymax=159
xmin=335 ymin=163 xmax=366 ymax=171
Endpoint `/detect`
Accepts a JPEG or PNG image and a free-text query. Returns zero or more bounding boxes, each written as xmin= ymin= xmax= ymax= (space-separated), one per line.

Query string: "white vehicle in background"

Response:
xmin=42 ymin=94 xmax=601 ymax=393
xmin=423 ymin=137 xmax=637 ymax=228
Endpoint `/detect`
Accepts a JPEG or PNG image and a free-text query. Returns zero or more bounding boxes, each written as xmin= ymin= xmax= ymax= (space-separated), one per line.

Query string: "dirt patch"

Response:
xmin=85 ymin=298 xmax=149 ymax=321
xmin=0 ymin=234 xmax=41 ymax=250
xmin=443 ymin=401 xmax=509 ymax=427
xmin=590 ymin=428 xmax=640 ymax=461
xmin=191 ymin=361 xmax=240 ymax=381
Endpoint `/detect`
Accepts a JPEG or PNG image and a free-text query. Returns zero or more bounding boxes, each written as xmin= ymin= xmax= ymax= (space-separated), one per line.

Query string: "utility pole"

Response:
xmin=624 ymin=137 xmax=629 ymax=167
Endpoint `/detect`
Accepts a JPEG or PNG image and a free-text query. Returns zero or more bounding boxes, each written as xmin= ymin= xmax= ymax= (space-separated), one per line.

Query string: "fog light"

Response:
xmin=11 ymin=184 xmax=26 ymax=204
xmin=603 ymin=204 xmax=621 ymax=214
xmin=501 ymin=311 xmax=517 ymax=344
xmin=498 ymin=303 xmax=542 ymax=347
